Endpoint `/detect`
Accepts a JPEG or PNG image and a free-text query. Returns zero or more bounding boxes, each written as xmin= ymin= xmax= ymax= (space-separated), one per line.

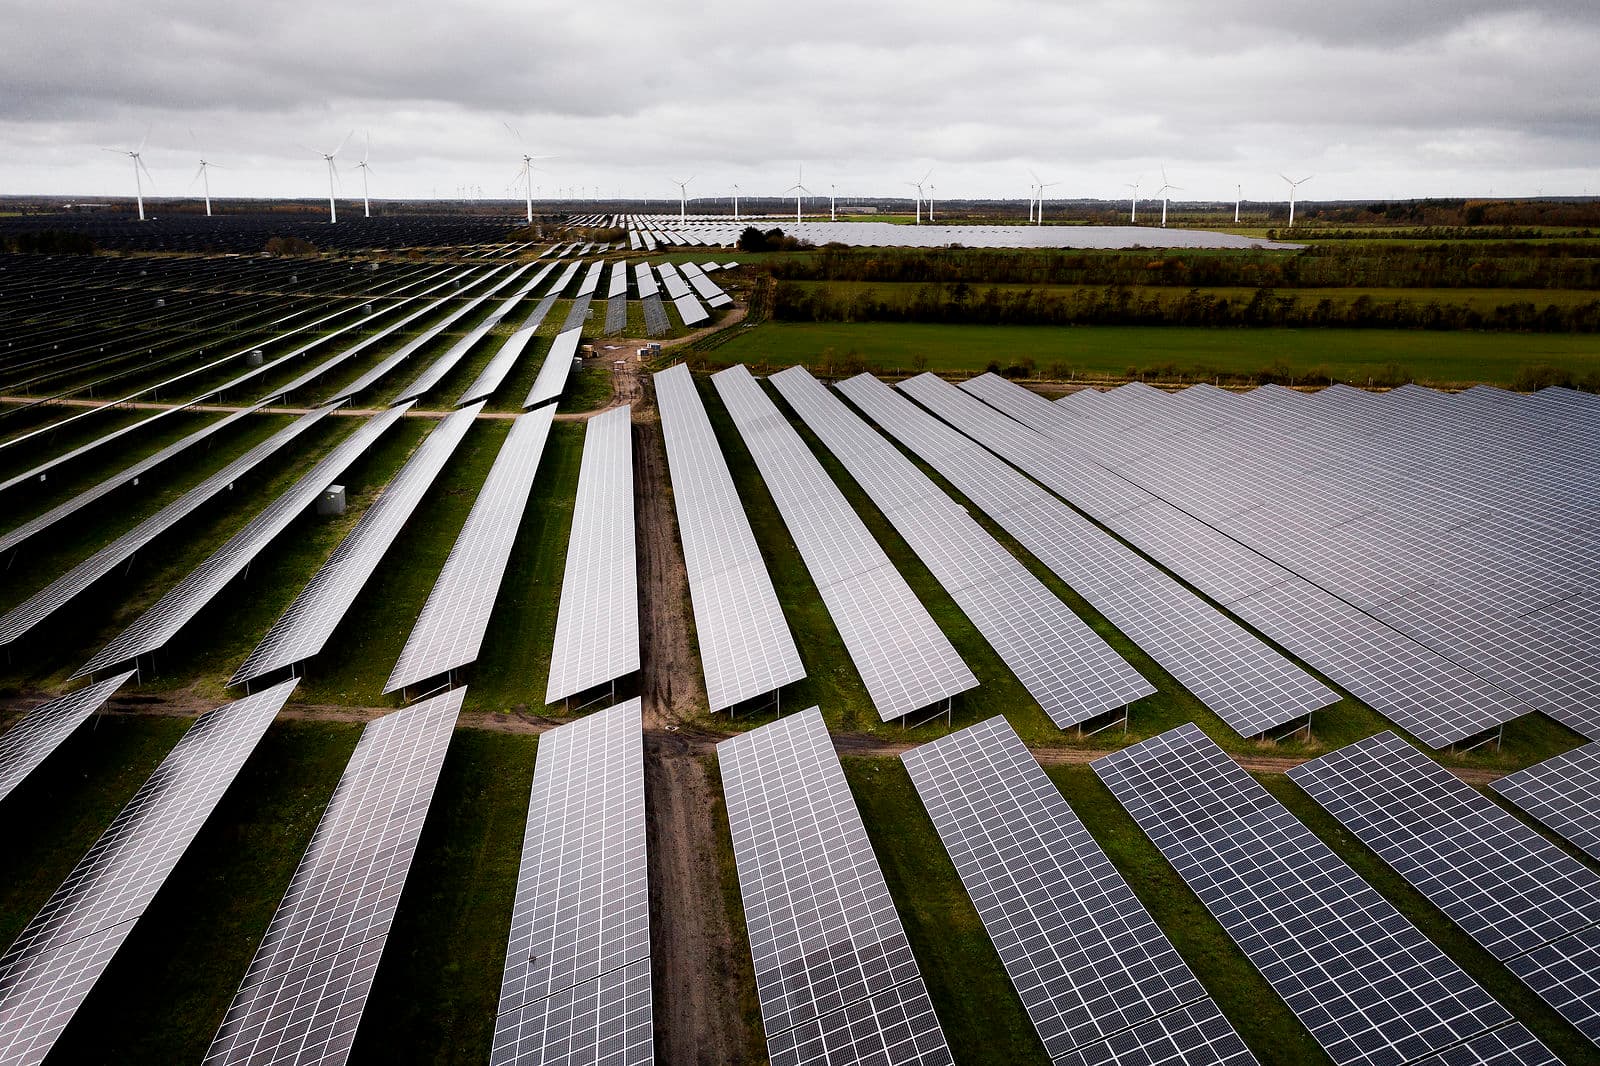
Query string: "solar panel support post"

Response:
xmin=904 ymin=696 xmax=954 ymax=730
xmin=1453 ymin=723 xmax=1504 ymax=753
xmin=1076 ymin=703 xmax=1129 ymax=739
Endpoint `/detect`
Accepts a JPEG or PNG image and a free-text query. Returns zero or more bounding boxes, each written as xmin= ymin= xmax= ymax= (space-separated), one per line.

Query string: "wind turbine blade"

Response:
xmin=1279 ymin=173 xmax=1292 ymax=184
xmin=504 ymin=121 xmax=522 ymax=143
xmin=101 ymin=146 xmax=126 ymax=154
xmin=297 ymin=142 xmax=319 ymax=157
xmin=136 ymin=123 xmax=151 ymax=155
xmin=137 ymin=157 xmax=157 ymax=190
xmin=362 ymin=130 xmax=371 ymax=164
xmin=921 ymin=168 xmax=933 ymax=184
xmin=191 ymin=164 xmax=206 ymax=187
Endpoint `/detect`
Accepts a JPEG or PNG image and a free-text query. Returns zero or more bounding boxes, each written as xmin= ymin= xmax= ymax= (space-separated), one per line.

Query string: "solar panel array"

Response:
xmin=902 ymin=717 xmax=1256 ymax=1064
xmin=773 ymin=367 xmax=1153 ymax=729
xmin=75 ymin=405 xmax=412 ymax=678
xmin=1491 ymin=742 xmax=1600 ymax=865
xmin=0 ymin=671 xmax=133 ymax=804
xmin=1094 ymin=723 xmax=1543 ymax=1066
xmin=899 ymin=372 xmax=1528 ymax=749
xmin=231 ymin=402 xmax=483 ymax=686
xmin=394 ymin=261 xmax=542 ymax=402
xmin=838 ymin=372 xmax=1337 ymax=738
xmin=327 ymin=266 xmax=516 ymax=404
xmin=545 ymin=405 xmax=640 ymax=703
xmin=654 ymin=263 xmax=709 ymax=326
xmin=524 ymin=327 xmax=582 ymax=410
xmin=0 ymin=679 xmax=298 ymax=1066
xmin=718 ymin=709 xmax=954 ymax=1066
xmin=1289 ymin=732 xmax=1600 ymax=1044
xmin=458 ymin=291 xmax=561 ymax=407
xmin=712 ymin=365 xmax=977 ymax=722
xmin=653 ymin=365 xmax=805 ymax=711
xmin=957 ymin=372 xmax=1598 ymax=742
xmin=205 ymin=688 xmax=463 ymax=1066
xmin=492 ymin=699 xmax=652 ymax=1066
xmin=0 ymin=405 xmax=337 ymax=650
xmin=385 ymin=407 xmax=555 ymax=693
xmin=678 ymin=262 xmax=733 ymax=309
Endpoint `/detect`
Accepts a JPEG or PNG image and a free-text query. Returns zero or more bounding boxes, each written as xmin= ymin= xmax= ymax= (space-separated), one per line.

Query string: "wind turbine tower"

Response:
xmin=1036 ymin=178 xmax=1061 ymax=224
xmin=1156 ymin=167 xmax=1182 ymax=228
xmin=1281 ymin=173 xmax=1313 ymax=227
xmin=671 ymin=175 xmax=694 ymax=224
xmin=353 ymin=132 xmax=374 ymax=218
xmin=786 ymin=165 xmax=810 ymax=226
xmin=1125 ymin=178 xmax=1141 ymax=223
xmin=830 ymin=183 xmax=837 ymax=222
xmin=312 ymin=131 xmax=351 ymax=223
xmin=1235 ymin=184 xmax=1242 ymax=223
xmin=103 ymin=130 xmax=154 ymax=222
xmin=732 ymin=183 xmax=740 ymax=221
xmin=905 ymin=168 xmax=931 ymax=224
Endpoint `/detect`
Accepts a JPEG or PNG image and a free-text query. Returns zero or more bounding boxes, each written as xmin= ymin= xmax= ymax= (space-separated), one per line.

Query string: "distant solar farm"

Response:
xmin=0 ymin=210 xmax=1596 ymax=1066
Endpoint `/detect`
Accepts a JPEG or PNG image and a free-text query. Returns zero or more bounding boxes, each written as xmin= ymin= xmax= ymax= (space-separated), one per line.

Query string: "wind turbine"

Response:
xmin=1235 ymin=183 xmax=1242 ymax=224
xmin=309 ymin=131 xmax=351 ymax=223
xmin=102 ymin=127 xmax=154 ymax=222
xmin=505 ymin=123 xmax=553 ymax=224
xmin=188 ymin=130 xmax=220 ymax=217
xmin=785 ymin=165 xmax=810 ymax=226
xmin=905 ymin=168 xmax=931 ymax=224
xmin=926 ymin=184 xmax=936 ymax=221
xmin=732 ymin=183 xmax=740 ymax=221
xmin=830 ymin=183 xmax=837 ymax=222
xmin=1281 ymin=173 xmax=1313 ymax=227
xmin=670 ymin=175 xmax=694 ymax=224
xmin=1125 ymin=177 xmax=1141 ymax=223
xmin=1156 ymin=167 xmax=1182 ymax=228
xmin=352 ymin=132 xmax=374 ymax=218
xmin=1035 ymin=176 xmax=1062 ymax=224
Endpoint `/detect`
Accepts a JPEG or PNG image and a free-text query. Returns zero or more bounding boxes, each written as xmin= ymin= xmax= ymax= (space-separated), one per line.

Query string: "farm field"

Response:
xmin=701 ymin=319 xmax=1600 ymax=385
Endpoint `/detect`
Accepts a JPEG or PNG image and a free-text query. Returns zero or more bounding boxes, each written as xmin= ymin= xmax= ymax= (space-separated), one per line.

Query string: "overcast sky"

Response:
xmin=4 ymin=0 xmax=1596 ymax=206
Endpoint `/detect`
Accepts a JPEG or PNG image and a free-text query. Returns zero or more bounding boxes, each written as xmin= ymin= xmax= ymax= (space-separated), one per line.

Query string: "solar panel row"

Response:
xmin=0 ymin=679 xmax=299 ymax=1066
xmin=0 ymin=672 xmax=134 ymax=804
xmin=492 ymin=699 xmax=652 ymax=1066
xmin=385 ymin=407 xmax=555 ymax=693
xmin=653 ymin=365 xmax=805 ymax=711
xmin=0 ymin=405 xmax=338 ymax=650
xmin=74 ymin=405 xmax=412 ymax=679
xmin=1093 ymin=723 xmax=1546 ymax=1066
xmin=1289 ymin=732 xmax=1600 ymax=1044
xmin=901 ymin=372 xmax=1527 ymax=749
xmin=1491 ymin=742 xmax=1600 ymax=865
xmin=457 ymin=290 xmax=561 ymax=407
xmin=837 ymin=372 xmax=1338 ymax=738
xmin=718 ymin=709 xmax=954 ymax=1066
xmin=712 ymin=365 xmax=976 ymax=723
xmin=773 ymin=366 xmax=1153 ymax=730
xmin=231 ymin=402 xmax=484 ymax=686
xmin=524 ymin=327 xmax=582 ymax=410
xmin=902 ymin=717 xmax=1256 ymax=1064
xmin=545 ymin=405 xmax=640 ymax=704
xmin=394 ymin=261 xmax=546 ymax=403
xmin=205 ymin=688 xmax=463 ymax=1066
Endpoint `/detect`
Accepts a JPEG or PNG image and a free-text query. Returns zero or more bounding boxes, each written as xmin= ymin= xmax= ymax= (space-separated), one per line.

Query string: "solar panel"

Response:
xmin=774 ymin=367 xmax=1153 ymax=730
xmin=1410 ymin=1024 xmax=1562 ymax=1066
xmin=545 ymin=406 xmax=639 ymax=703
xmin=231 ymin=403 xmax=483 ymax=686
xmin=896 ymin=372 xmax=1530 ymax=748
xmin=712 ymin=366 xmax=976 ymax=723
xmin=457 ymin=292 xmax=561 ymax=407
xmin=0 ymin=679 xmax=297 ymax=1066
xmin=385 ymin=408 xmax=555 ymax=693
xmin=1288 ymin=732 xmax=1600 ymax=1043
xmin=524 ymin=327 xmax=582 ymax=410
xmin=1490 ymin=742 xmax=1600 ymax=865
xmin=0 ymin=672 xmax=134 ymax=804
xmin=653 ymin=365 xmax=804 ymax=711
xmin=394 ymin=261 xmax=545 ymax=403
xmin=327 ymin=265 xmax=515 ymax=403
xmin=902 ymin=717 xmax=1254 ymax=1063
xmin=717 ymin=708 xmax=953 ymax=1065
xmin=0 ymin=406 xmax=337 ymax=651
xmin=74 ymin=405 xmax=412 ymax=679
xmin=492 ymin=699 xmax=651 ymax=1066
xmin=0 ymin=402 xmax=265 ymax=559
xmin=1093 ymin=723 xmax=1530 ymax=1066
xmin=1055 ymin=998 xmax=1260 ymax=1066
xmin=204 ymin=688 xmax=463 ymax=1066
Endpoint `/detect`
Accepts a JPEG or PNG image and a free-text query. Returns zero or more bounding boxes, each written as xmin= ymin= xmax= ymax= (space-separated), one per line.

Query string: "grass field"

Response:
xmin=702 ymin=321 xmax=1600 ymax=386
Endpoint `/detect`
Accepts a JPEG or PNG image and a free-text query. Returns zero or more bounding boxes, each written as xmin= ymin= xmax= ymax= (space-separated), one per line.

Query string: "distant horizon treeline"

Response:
xmin=774 ymin=280 xmax=1600 ymax=333
xmin=769 ymin=244 xmax=1600 ymax=290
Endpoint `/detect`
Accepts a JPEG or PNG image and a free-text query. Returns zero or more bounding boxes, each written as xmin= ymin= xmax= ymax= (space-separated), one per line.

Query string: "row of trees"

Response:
xmin=774 ymin=282 xmax=1600 ymax=333
xmin=769 ymin=244 xmax=1600 ymax=290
